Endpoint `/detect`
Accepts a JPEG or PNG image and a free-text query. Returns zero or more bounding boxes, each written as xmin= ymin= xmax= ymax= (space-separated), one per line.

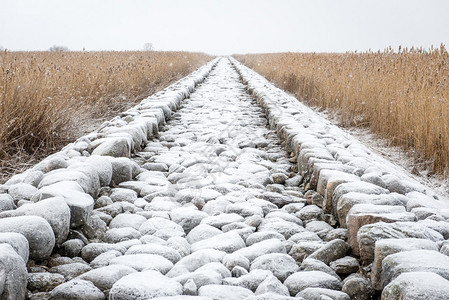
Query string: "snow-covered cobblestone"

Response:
xmin=0 ymin=57 xmax=448 ymax=299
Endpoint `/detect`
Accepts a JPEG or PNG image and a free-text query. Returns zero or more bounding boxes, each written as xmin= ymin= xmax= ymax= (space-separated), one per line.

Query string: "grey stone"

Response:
xmin=357 ymin=221 xmax=443 ymax=264
xmin=336 ymin=192 xmax=408 ymax=227
xmin=91 ymin=137 xmax=131 ymax=158
xmin=361 ymin=173 xmax=387 ymax=189
xmin=81 ymin=243 xmax=126 ymax=263
xmin=173 ymin=268 xmax=223 ymax=289
xmin=109 ymin=270 xmax=182 ymax=299
xmin=288 ymin=241 xmax=325 ymax=263
xmin=183 ymin=278 xmax=198 ymax=296
xmin=346 ymin=204 xmax=415 ymax=254
xmin=245 ymin=215 xmax=263 ymax=228
xmin=139 ymin=217 xmax=185 ymax=236
xmin=382 ymin=271 xmax=449 ymax=300
xmin=32 ymin=181 xmax=94 ymax=228
xmin=382 ymin=174 xmax=409 ymax=194
xmin=254 ymin=275 xmax=290 ymax=296
xmin=144 ymin=198 xmax=180 ymax=212
xmin=0 ymin=243 xmax=27 ymax=299
xmin=195 ymin=262 xmax=231 ymax=280
xmin=226 ymin=202 xmax=264 ymax=218
xmin=59 ymin=239 xmax=85 ymax=258
xmin=307 ymin=239 xmax=350 ymax=265
xmin=304 ymin=190 xmax=324 ymax=208
xmin=166 ymin=249 xmax=225 ymax=277
xmin=140 ymin=235 xmax=168 ymax=245
xmin=108 ymin=238 xmax=141 ymax=251
xmin=81 ymin=214 xmax=107 ymax=240
xmin=325 ymin=228 xmax=348 ymax=241
xmin=296 ymin=205 xmax=324 ymax=222
xmin=262 ymin=191 xmax=300 ymax=207
xmin=232 ymin=266 xmax=249 ymax=277
xmin=0 ymin=194 xmax=15 ymax=213
xmin=66 ymin=163 xmax=103 ymax=197
xmin=282 ymin=203 xmax=306 ymax=215
xmin=0 ymin=216 xmax=55 ymax=260
xmin=49 ymin=263 xmax=92 ymax=281
xmin=175 ymin=188 xmax=221 ymax=203
xmin=331 ymin=181 xmax=389 ymax=214
xmin=371 ymin=238 xmax=439 ymax=290
xmin=109 ymin=213 xmax=147 ymax=230
xmin=6 ymin=183 xmax=38 ymax=201
xmin=299 ymin=258 xmax=339 ymax=280
xmin=381 ymin=250 xmax=449 ymax=288
xmin=109 ymin=188 xmax=138 ymax=204
xmin=49 ymin=279 xmax=105 ymax=300
xmin=166 ymin=236 xmax=191 ymax=258
xmin=126 ymin=244 xmax=182 ymax=264
xmin=48 ymin=256 xmax=75 ymax=268
xmin=330 ymin=256 xmax=360 ymax=274
xmin=97 ymin=202 xmax=124 ymax=218
xmin=92 ymin=211 xmax=112 ymax=226
xmin=411 ymin=207 xmax=440 ymax=220
xmin=202 ymin=199 xmax=231 ymax=215
xmin=170 ymin=207 xmax=208 ymax=233
xmin=0 ymin=232 xmax=29 ymax=262
xmin=265 ymin=211 xmax=303 ymax=226
xmin=317 ymin=170 xmax=360 ymax=212
xmin=247 ymin=198 xmax=278 ymax=216
xmin=246 ymin=231 xmax=286 ymax=246
xmin=223 ymin=253 xmax=250 ymax=271
xmin=107 ymin=157 xmax=135 ymax=185
xmin=288 ymin=231 xmax=321 ymax=243
xmin=191 ymin=231 xmax=246 ymax=253
xmin=142 ymin=162 xmax=168 ymax=172
xmin=341 ymin=275 xmax=375 ymax=300
xmin=232 ymin=239 xmax=286 ymax=262
xmin=198 ymin=284 xmax=254 ymax=300
xmin=23 ymin=170 xmax=45 ymax=187
xmin=418 ymin=219 xmax=449 ymax=239
xmin=200 ymin=213 xmax=245 ymax=229
xmin=110 ymin=253 xmax=173 ymax=273
xmin=32 ymin=155 xmax=68 ymax=173
xmin=297 ymin=288 xmax=350 ymax=300
xmin=84 ymin=155 xmax=113 ymax=187
xmin=284 ymin=271 xmax=342 ymax=295
xmin=102 ymin=227 xmax=141 ymax=243
xmin=221 ymin=221 xmax=254 ymax=233
xmin=152 ymin=297 xmax=211 ymax=300
xmin=0 ymin=197 xmax=70 ymax=245
xmin=223 ymin=269 xmax=272 ymax=292
xmin=258 ymin=218 xmax=304 ymax=239
xmin=27 ymin=273 xmax=65 ymax=292
xmin=305 ymin=220 xmax=334 ymax=239
xmin=76 ymin=264 xmax=136 ymax=291
xmin=246 ymin=293 xmax=297 ymax=300
xmin=38 ymin=169 xmax=99 ymax=198
xmin=250 ymin=253 xmax=299 ymax=282
xmin=89 ymin=250 xmax=122 ymax=268
xmin=272 ymin=173 xmax=288 ymax=184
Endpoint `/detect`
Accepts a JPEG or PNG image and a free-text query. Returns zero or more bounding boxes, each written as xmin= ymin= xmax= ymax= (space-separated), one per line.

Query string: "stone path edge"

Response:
xmin=229 ymin=57 xmax=449 ymax=296
xmin=0 ymin=58 xmax=219 ymax=299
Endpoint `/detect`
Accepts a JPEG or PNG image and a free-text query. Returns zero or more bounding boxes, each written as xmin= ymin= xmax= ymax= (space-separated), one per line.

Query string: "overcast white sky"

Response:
xmin=1 ymin=0 xmax=448 ymax=55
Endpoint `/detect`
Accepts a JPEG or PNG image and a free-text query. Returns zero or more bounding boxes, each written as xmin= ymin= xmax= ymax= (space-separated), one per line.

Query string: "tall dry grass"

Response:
xmin=0 ymin=50 xmax=212 ymax=180
xmin=235 ymin=45 xmax=449 ymax=177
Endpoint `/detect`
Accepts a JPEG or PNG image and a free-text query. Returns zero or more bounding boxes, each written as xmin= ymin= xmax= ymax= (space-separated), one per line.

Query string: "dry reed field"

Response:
xmin=0 ymin=50 xmax=212 ymax=181
xmin=234 ymin=45 xmax=449 ymax=178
